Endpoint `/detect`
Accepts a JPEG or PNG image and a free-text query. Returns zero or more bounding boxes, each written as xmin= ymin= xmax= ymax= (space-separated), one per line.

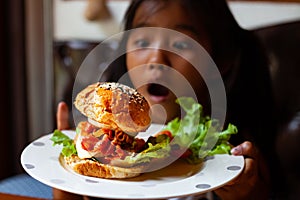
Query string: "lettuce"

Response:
xmin=50 ymin=130 xmax=77 ymax=157
xmin=165 ymin=97 xmax=238 ymax=164
xmin=122 ymin=136 xmax=171 ymax=165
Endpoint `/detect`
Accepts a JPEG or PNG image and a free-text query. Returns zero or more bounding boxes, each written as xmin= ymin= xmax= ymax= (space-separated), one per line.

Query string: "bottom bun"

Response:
xmin=63 ymin=155 xmax=145 ymax=179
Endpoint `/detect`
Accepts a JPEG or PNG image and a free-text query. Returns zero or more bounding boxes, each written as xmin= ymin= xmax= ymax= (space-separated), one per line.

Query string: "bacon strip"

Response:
xmin=79 ymin=121 xmax=145 ymax=161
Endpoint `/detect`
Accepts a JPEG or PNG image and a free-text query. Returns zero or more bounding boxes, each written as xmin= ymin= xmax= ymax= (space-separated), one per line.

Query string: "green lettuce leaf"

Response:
xmin=165 ymin=97 xmax=238 ymax=164
xmin=122 ymin=137 xmax=171 ymax=165
xmin=50 ymin=130 xmax=77 ymax=157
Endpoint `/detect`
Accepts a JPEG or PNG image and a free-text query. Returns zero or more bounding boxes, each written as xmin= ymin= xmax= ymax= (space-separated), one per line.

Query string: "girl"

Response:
xmin=56 ymin=0 xmax=282 ymax=199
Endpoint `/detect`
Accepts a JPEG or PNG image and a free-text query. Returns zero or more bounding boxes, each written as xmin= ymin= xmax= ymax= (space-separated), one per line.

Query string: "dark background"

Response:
xmin=0 ymin=0 xmax=28 ymax=179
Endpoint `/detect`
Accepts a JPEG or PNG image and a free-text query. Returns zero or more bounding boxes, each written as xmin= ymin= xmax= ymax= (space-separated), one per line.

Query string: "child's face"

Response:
xmin=126 ymin=1 xmax=212 ymax=123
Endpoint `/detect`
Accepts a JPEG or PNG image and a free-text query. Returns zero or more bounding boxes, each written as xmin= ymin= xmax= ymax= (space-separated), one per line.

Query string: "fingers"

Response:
xmin=229 ymin=141 xmax=258 ymax=184
xmin=231 ymin=141 xmax=258 ymax=159
xmin=215 ymin=141 xmax=269 ymax=200
xmin=57 ymin=101 xmax=70 ymax=130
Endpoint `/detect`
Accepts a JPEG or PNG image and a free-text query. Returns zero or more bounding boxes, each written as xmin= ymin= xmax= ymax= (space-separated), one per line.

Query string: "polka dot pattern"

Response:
xmin=227 ymin=166 xmax=242 ymax=171
xmin=85 ymin=179 xmax=99 ymax=183
xmin=196 ymin=184 xmax=211 ymax=189
xmin=50 ymin=179 xmax=65 ymax=184
xmin=33 ymin=142 xmax=45 ymax=146
xmin=24 ymin=164 xmax=35 ymax=169
xmin=141 ymin=184 xmax=156 ymax=187
xmin=21 ymin=129 xmax=244 ymax=199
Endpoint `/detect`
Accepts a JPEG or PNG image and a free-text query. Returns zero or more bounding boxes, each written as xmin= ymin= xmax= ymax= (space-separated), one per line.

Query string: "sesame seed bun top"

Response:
xmin=74 ymin=82 xmax=151 ymax=136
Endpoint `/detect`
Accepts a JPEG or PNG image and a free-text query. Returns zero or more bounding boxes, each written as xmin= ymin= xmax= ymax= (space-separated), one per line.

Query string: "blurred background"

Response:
xmin=0 ymin=0 xmax=300 ymax=181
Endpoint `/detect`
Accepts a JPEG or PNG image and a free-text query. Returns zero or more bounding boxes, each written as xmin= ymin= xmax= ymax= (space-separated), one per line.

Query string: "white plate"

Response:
xmin=21 ymin=128 xmax=244 ymax=199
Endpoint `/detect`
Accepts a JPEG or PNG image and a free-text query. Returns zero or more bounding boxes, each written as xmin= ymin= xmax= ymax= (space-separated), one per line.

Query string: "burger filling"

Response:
xmin=76 ymin=121 xmax=155 ymax=166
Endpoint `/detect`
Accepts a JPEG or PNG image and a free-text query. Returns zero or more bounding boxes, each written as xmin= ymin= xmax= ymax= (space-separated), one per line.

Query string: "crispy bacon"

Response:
xmin=79 ymin=121 xmax=146 ymax=162
xmin=115 ymin=146 xmax=129 ymax=159
xmin=81 ymin=134 xmax=99 ymax=151
xmin=93 ymin=135 xmax=111 ymax=155
xmin=84 ymin=122 xmax=98 ymax=133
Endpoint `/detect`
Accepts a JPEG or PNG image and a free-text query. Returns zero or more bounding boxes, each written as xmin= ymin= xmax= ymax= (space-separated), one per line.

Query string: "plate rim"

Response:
xmin=21 ymin=127 xmax=244 ymax=199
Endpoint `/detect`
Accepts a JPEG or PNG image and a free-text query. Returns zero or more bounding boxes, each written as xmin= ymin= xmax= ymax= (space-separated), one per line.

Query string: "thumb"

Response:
xmin=231 ymin=141 xmax=258 ymax=158
xmin=56 ymin=102 xmax=70 ymax=130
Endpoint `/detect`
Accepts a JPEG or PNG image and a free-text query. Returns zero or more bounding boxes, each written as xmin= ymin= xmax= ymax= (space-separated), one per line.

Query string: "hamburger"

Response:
xmin=53 ymin=82 xmax=172 ymax=179
xmin=51 ymin=83 xmax=239 ymax=179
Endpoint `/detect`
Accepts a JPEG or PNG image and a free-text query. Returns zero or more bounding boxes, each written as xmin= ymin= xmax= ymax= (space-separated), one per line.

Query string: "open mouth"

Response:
xmin=147 ymin=83 xmax=170 ymax=102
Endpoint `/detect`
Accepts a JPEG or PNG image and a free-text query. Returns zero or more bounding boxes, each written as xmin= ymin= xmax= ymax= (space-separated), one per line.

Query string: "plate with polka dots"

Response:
xmin=21 ymin=129 xmax=244 ymax=199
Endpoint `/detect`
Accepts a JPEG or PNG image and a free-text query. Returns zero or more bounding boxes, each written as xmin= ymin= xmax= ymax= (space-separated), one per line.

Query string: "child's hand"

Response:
xmin=214 ymin=141 xmax=270 ymax=200
xmin=56 ymin=102 xmax=70 ymax=130
xmin=54 ymin=102 xmax=85 ymax=200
